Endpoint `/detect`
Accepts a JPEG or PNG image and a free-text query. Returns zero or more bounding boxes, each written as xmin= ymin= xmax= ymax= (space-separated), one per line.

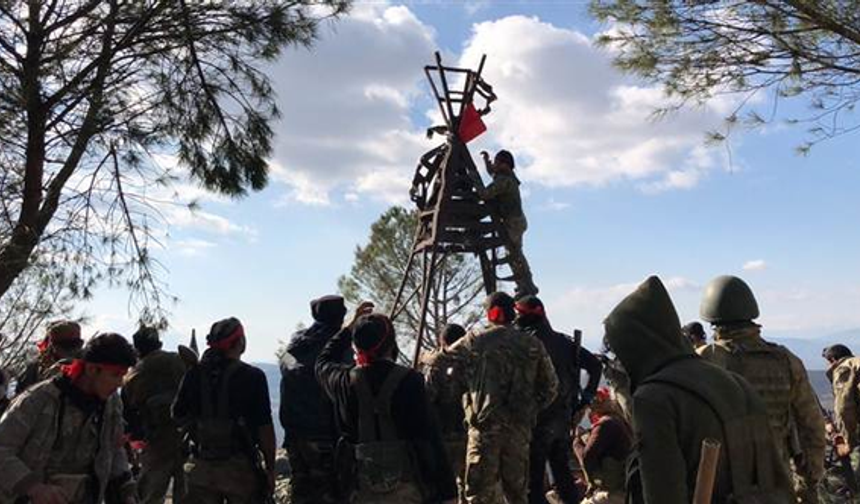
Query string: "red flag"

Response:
xmin=458 ymin=103 xmax=486 ymax=143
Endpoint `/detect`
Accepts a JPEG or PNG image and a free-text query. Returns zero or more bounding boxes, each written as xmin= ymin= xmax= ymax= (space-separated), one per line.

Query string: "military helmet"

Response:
xmin=700 ymin=275 xmax=759 ymax=324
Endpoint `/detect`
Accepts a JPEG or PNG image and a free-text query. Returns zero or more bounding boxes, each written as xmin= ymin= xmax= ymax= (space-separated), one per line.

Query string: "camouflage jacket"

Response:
xmin=827 ymin=356 xmax=860 ymax=448
xmin=477 ymin=171 xmax=525 ymax=223
xmin=419 ymin=349 xmax=466 ymax=439
xmin=0 ymin=379 xmax=133 ymax=503
xmin=445 ymin=323 xmax=557 ymax=430
xmin=698 ymin=325 xmax=826 ymax=482
xmin=122 ymin=349 xmax=187 ymax=444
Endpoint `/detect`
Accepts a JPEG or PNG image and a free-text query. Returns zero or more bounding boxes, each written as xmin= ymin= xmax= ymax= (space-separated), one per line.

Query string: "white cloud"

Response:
xmin=267 ymin=4 xmax=437 ymax=205
xmin=172 ymin=238 xmax=217 ymax=257
xmin=540 ymin=198 xmax=571 ymax=211
xmin=264 ymin=9 xmax=735 ymax=206
xmin=743 ymin=259 xmax=767 ymax=272
xmin=459 ymin=16 xmax=731 ymax=191
xmin=164 ymin=206 xmax=257 ymax=239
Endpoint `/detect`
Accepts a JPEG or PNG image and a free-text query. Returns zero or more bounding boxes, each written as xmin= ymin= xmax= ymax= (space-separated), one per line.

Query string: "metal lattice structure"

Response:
xmin=390 ymin=53 xmax=519 ymax=366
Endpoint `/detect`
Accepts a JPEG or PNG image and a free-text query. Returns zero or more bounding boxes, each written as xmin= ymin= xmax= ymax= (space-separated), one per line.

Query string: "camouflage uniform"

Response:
xmin=446 ymin=323 xmax=558 ymax=504
xmin=828 ymin=356 xmax=860 ymax=482
xmin=0 ymin=378 xmax=135 ymax=504
xmin=477 ymin=171 xmax=537 ymax=296
xmin=16 ymin=354 xmax=65 ymax=394
xmin=123 ymin=349 xmax=189 ymax=504
xmin=420 ymin=349 xmax=467 ymax=501
xmin=698 ymin=324 xmax=826 ymax=503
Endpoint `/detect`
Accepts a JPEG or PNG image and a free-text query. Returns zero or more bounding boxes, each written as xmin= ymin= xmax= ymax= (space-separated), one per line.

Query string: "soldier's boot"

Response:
xmin=508 ymin=253 xmax=539 ymax=298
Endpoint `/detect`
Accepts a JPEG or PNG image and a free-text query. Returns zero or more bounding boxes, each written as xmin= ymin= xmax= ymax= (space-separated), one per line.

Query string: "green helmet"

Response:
xmin=700 ymin=275 xmax=760 ymax=324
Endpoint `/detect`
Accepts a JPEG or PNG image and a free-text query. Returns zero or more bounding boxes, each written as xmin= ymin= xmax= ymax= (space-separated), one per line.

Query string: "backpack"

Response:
xmin=350 ymin=365 xmax=414 ymax=495
xmin=195 ymin=361 xmax=241 ymax=460
xmin=635 ymin=372 xmax=793 ymax=504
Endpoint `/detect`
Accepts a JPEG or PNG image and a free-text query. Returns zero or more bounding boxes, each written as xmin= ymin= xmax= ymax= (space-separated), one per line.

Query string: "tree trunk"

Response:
xmin=0 ymin=3 xmax=47 ymax=300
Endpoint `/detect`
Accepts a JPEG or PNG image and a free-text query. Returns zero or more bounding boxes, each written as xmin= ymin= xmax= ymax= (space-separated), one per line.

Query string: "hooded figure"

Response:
xmin=604 ymin=276 xmax=791 ymax=504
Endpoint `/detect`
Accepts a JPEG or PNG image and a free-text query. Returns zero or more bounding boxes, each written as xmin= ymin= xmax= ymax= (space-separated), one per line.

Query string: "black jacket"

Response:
xmin=316 ymin=328 xmax=457 ymax=502
xmin=279 ymin=321 xmax=349 ymax=442
xmin=518 ymin=320 xmax=602 ymax=425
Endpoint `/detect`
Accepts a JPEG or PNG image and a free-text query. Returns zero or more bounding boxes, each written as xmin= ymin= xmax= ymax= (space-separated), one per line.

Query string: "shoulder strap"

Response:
xmin=353 ymin=365 xmax=409 ymax=442
xmin=217 ymin=361 xmax=241 ymax=419
xmin=644 ymin=373 xmax=776 ymax=494
xmin=199 ymin=360 xmax=240 ymax=419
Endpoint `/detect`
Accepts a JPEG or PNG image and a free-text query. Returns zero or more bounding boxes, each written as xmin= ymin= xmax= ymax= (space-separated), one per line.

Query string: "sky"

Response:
xmin=81 ymin=0 xmax=860 ymax=367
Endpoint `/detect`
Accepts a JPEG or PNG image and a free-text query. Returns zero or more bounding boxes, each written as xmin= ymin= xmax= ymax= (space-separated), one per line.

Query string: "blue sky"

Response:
xmin=82 ymin=0 xmax=860 ymax=366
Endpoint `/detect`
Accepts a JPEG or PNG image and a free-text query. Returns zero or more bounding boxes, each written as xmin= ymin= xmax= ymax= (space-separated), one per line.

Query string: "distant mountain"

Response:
xmin=765 ymin=328 xmax=860 ymax=370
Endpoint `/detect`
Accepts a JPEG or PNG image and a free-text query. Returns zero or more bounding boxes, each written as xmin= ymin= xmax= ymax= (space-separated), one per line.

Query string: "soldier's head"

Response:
xmin=514 ymin=295 xmax=547 ymax=328
xmin=132 ymin=325 xmax=162 ymax=358
xmin=699 ymin=275 xmax=760 ymax=327
xmin=206 ymin=317 xmax=246 ymax=358
xmin=823 ymin=344 xmax=853 ymax=365
xmin=311 ymin=295 xmax=347 ymax=327
xmin=39 ymin=320 xmax=83 ymax=360
xmin=682 ymin=321 xmax=706 ymax=346
xmin=353 ymin=313 xmax=398 ymax=366
xmin=72 ymin=333 xmax=137 ymax=400
xmin=484 ymin=291 xmax=516 ymax=326
xmin=438 ymin=323 xmax=466 ymax=349
xmin=493 ymin=150 xmax=515 ymax=173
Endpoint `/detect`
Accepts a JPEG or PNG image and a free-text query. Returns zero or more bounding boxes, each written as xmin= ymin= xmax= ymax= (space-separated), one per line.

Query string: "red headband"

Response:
xmin=488 ymin=306 xmax=507 ymax=324
xmin=61 ymin=359 xmax=129 ymax=381
xmin=514 ymin=302 xmax=545 ymax=317
xmin=354 ymin=317 xmax=393 ymax=367
xmin=208 ymin=324 xmax=245 ymax=351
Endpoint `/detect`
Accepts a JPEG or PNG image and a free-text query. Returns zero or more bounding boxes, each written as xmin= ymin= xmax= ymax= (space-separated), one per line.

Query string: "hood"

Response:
xmin=604 ymin=276 xmax=694 ymax=386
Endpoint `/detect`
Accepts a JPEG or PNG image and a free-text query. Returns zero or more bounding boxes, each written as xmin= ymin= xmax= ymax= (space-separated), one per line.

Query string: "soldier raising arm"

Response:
xmin=315 ymin=303 xmax=457 ymax=504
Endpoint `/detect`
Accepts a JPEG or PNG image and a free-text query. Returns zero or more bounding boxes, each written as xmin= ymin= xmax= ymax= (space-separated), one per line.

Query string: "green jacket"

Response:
xmin=122 ymin=349 xmax=187 ymax=445
xmin=0 ymin=380 xmax=134 ymax=503
xmin=477 ymin=171 xmax=525 ymax=223
xmin=446 ymin=323 xmax=557 ymax=431
xmin=605 ymin=276 xmax=792 ymax=504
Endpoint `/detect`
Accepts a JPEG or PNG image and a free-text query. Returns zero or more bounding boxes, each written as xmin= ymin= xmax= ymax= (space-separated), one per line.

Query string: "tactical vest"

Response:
xmin=350 ymin=365 xmax=414 ymax=494
xmin=706 ymin=340 xmax=793 ymax=449
xmin=195 ymin=361 xmax=242 ymax=460
xmin=641 ymin=369 xmax=791 ymax=504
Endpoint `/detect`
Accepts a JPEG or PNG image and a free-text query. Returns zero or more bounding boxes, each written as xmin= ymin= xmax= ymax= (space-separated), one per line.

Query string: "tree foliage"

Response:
xmin=591 ymin=0 xmax=860 ymax=152
xmin=338 ymin=206 xmax=484 ymax=356
xmin=0 ymin=258 xmax=79 ymax=373
xmin=0 ymin=0 xmax=349 ymax=326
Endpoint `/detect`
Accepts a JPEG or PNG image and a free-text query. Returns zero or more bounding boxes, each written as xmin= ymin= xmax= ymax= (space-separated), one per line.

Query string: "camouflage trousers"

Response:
xmin=445 ymin=437 xmax=467 ymax=502
xmin=503 ymin=217 xmax=537 ymax=297
xmin=465 ymin=424 xmax=531 ymax=504
xmin=286 ymin=439 xmax=342 ymax=504
xmin=183 ymin=454 xmax=260 ymax=504
xmin=138 ymin=442 xmax=186 ymax=504
xmin=353 ymin=481 xmax=423 ymax=504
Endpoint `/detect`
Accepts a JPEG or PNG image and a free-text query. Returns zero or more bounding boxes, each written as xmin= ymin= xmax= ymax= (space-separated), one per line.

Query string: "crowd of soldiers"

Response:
xmin=3 ymin=272 xmax=860 ymax=504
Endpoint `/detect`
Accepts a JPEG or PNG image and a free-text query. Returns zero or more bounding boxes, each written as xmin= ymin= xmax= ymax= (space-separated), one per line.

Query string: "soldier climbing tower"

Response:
xmin=390 ymin=53 xmax=527 ymax=365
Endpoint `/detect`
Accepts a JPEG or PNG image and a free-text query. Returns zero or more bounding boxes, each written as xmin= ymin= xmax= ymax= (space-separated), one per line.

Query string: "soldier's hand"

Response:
xmin=347 ymin=301 xmax=375 ymax=328
xmin=27 ymin=483 xmax=69 ymax=504
xmin=480 ymin=150 xmax=490 ymax=161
